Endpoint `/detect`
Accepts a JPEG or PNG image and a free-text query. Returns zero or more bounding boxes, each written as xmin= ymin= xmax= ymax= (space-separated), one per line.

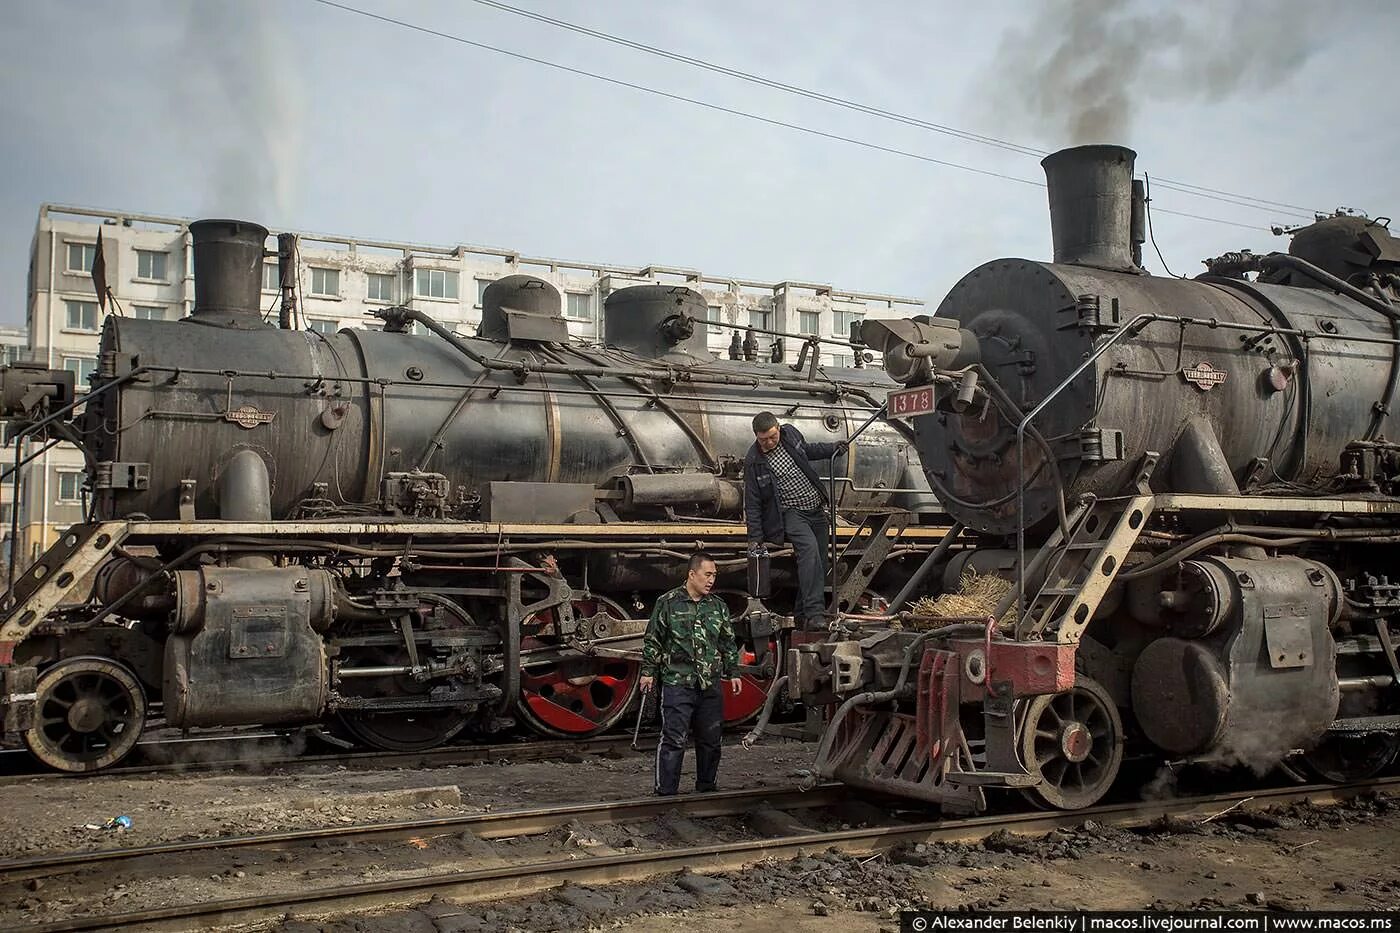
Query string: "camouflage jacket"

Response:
xmin=640 ymin=587 xmax=740 ymax=689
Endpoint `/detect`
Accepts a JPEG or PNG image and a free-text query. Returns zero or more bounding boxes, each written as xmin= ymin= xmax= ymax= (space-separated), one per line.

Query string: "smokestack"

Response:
xmin=189 ymin=219 xmax=270 ymax=327
xmin=1041 ymin=145 xmax=1142 ymax=274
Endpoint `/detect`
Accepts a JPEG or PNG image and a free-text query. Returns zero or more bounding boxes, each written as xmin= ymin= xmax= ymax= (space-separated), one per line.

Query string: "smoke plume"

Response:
xmin=170 ymin=2 xmax=304 ymax=221
xmin=992 ymin=0 xmax=1323 ymax=145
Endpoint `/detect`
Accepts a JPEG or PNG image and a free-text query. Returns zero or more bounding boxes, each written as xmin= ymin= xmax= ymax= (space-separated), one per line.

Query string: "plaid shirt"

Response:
xmin=765 ymin=443 xmax=822 ymax=511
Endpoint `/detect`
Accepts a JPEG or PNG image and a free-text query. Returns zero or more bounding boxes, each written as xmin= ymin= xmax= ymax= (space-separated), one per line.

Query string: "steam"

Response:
xmin=171 ymin=2 xmax=304 ymax=220
xmin=992 ymin=0 xmax=1323 ymax=145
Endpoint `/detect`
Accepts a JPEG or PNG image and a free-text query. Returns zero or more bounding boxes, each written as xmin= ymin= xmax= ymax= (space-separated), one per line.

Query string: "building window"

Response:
xmin=798 ymin=310 xmax=821 ymax=335
xmin=367 ymin=273 xmax=396 ymax=303
xmin=309 ymin=267 xmax=340 ymax=297
xmin=748 ymin=308 xmax=770 ymax=331
xmin=565 ymin=293 xmax=592 ymax=319
xmin=133 ymin=305 xmax=165 ymax=321
xmin=415 ymin=269 xmax=460 ymax=301
xmin=476 ymin=278 xmax=492 ymax=306
xmin=262 ymin=262 xmax=279 ymax=292
xmin=307 ymin=318 xmax=338 ymax=335
xmin=62 ymin=356 xmax=96 ymax=388
xmin=707 ymin=306 xmax=723 ymax=335
xmin=833 ymin=309 xmax=865 ymax=338
xmin=57 ymin=471 xmax=84 ymax=503
xmin=0 ymin=345 xmax=26 ymax=366
xmin=65 ymin=242 xmax=97 ymax=274
xmin=829 ymin=354 xmax=854 ymax=368
xmin=135 ymin=249 xmax=168 ymax=281
xmin=64 ymin=300 xmax=99 ymax=332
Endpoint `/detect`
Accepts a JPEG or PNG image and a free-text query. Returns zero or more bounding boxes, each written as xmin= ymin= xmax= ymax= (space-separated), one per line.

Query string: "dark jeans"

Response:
xmin=655 ymin=682 xmax=723 ymax=795
xmin=783 ymin=506 xmax=829 ymax=626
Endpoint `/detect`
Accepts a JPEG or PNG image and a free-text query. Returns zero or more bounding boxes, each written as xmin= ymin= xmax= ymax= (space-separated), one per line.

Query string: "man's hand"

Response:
xmin=640 ymin=675 xmax=655 ymax=694
xmin=729 ymin=677 xmax=742 ymax=696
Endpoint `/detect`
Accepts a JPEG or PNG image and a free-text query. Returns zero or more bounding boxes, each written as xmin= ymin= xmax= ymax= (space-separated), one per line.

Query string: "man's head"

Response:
xmin=686 ymin=551 xmax=718 ymax=597
xmin=752 ymin=411 xmax=780 ymax=453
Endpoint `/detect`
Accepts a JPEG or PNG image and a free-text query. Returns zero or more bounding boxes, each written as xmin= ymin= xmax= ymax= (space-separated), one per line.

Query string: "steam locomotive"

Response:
xmin=0 ymin=221 xmax=943 ymax=772
xmin=778 ymin=144 xmax=1400 ymax=811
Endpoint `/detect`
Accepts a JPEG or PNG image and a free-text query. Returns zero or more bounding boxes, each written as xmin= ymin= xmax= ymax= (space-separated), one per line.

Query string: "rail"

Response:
xmin=12 ymin=775 xmax=1396 ymax=932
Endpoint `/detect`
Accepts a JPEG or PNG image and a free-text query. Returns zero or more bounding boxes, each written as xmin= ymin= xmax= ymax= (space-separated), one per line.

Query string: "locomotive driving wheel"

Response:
xmin=518 ymin=594 xmax=641 ymax=738
xmin=25 ymin=657 xmax=147 ymax=772
xmin=1019 ymin=676 xmax=1124 ymax=810
xmin=334 ymin=596 xmax=476 ymax=752
xmin=1296 ymin=731 xmax=1400 ymax=783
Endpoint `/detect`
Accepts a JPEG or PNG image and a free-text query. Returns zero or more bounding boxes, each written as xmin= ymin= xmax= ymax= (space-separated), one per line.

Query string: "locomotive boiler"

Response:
xmin=0 ymin=220 xmax=943 ymax=771
xmin=776 ymin=144 xmax=1400 ymax=811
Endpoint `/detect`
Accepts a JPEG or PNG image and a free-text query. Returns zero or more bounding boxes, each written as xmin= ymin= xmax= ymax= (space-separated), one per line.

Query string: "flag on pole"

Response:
xmin=90 ymin=227 xmax=109 ymax=312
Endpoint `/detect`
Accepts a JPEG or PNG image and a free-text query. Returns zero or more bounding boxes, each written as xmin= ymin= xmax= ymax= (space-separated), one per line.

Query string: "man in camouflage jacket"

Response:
xmin=639 ymin=552 xmax=742 ymax=795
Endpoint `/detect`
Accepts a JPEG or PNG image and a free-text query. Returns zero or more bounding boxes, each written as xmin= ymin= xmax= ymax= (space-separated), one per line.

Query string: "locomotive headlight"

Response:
xmin=859 ymin=317 xmax=980 ymax=386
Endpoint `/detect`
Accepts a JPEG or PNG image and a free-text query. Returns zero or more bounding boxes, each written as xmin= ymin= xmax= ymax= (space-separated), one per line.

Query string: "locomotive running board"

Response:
xmin=0 ymin=521 xmax=129 ymax=658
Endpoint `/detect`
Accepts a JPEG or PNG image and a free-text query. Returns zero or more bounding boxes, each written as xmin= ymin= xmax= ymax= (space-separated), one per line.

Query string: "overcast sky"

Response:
xmin=1 ymin=0 xmax=1397 ymax=326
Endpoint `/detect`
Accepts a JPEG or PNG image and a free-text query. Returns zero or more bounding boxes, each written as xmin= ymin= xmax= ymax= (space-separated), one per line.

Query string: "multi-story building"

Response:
xmin=11 ymin=204 xmax=924 ymax=578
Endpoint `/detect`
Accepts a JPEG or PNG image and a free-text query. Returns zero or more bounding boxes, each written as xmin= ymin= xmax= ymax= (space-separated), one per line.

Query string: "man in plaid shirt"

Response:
xmin=743 ymin=411 xmax=848 ymax=629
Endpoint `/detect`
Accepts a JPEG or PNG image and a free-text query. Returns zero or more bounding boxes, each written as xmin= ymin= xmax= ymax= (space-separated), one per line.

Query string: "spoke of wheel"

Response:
xmin=1035 ymin=727 xmax=1058 ymax=741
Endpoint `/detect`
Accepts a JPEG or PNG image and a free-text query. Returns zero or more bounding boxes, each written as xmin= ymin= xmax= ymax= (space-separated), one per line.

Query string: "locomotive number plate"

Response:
xmin=888 ymin=384 xmax=936 ymax=419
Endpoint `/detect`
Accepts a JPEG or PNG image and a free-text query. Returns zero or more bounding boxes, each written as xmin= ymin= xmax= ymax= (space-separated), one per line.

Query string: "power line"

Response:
xmin=462 ymin=0 xmax=1324 ymax=220
xmin=465 ymin=0 xmax=1047 ymax=159
xmin=309 ymin=0 xmax=1269 ymax=232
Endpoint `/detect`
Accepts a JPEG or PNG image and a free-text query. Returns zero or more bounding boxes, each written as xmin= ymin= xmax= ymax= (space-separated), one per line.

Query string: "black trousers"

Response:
xmin=655 ymin=682 xmax=724 ymax=795
xmin=783 ymin=506 xmax=829 ymax=626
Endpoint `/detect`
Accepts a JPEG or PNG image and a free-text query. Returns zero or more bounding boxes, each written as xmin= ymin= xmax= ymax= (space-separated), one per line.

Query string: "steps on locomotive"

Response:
xmin=1017 ymin=478 xmax=1155 ymax=643
xmin=830 ymin=511 xmax=911 ymax=614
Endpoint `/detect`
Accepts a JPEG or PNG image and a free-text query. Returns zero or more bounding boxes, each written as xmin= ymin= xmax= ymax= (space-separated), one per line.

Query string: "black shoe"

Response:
xmin=654 ymin=789 xmax=677 ymax=797
xmin=696 ymin=783 xmax=718 ymax=793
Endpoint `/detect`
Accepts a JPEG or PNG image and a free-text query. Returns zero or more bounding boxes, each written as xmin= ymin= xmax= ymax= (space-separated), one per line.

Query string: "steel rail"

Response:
xmin=0 ymin=730 xmax=663 ymax=787
xmin=16 ymin=776 xmax=1398 ymax=933
xmin=0 ymin=784 xmax=849 ymax=878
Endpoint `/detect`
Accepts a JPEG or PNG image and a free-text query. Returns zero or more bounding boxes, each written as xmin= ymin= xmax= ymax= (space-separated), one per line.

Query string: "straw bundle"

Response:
xmin=906 ymin=570 xmax=1017 ymax=630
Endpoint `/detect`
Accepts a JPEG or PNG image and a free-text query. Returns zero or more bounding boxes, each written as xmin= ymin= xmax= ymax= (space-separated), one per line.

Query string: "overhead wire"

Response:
xmin=459 ymin=0 xmax=1326 ymax=220
xmin=310 ymin=0 xmax=1275 ymax=232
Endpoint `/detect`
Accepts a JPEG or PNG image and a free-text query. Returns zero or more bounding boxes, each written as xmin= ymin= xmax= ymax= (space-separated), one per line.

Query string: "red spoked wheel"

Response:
xmin=711 ymin=590 xmax=778 ymax=726
xmin=722 ymin=643 xmax=778 ymax=726
xmin=518 ymin=594 xmax=642 ymax=738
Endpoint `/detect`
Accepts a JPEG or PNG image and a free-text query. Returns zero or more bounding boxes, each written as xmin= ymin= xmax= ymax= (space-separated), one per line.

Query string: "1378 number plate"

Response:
xmin=888 ymin=384 xmax=936 ymax=419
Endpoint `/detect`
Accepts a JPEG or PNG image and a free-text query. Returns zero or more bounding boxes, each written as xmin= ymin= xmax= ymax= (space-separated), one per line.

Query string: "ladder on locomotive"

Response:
xmin=830 ymin=511 xmax=910 ymax=616
xmin=1015 ymin=453 xmax=1158 ymax=645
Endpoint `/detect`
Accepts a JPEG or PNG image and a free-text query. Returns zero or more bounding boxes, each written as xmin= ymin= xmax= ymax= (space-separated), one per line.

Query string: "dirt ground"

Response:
xmin=0 ymin=736 xmax=1397 ymax=931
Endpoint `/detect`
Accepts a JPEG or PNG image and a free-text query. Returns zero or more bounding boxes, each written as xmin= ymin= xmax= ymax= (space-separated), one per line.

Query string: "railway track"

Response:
xmin=0 ymin=729 xmax=668 ymax=786
xmin=6 ymin=776 xmax=1397 ymax=932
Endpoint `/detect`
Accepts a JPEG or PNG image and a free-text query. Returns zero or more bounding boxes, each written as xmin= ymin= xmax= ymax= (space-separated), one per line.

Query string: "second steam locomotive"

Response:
xmin=0 ymin=221 xmax=940 ymax=771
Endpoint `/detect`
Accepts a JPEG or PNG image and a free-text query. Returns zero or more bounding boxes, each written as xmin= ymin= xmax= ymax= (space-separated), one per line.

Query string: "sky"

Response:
xmin=0 ymin=0 xmax=1397 ymax=326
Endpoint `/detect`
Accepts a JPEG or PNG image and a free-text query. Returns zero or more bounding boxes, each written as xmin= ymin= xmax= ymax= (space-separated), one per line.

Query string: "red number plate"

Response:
xmin=888 ymin=384 xmax=936 ymax=419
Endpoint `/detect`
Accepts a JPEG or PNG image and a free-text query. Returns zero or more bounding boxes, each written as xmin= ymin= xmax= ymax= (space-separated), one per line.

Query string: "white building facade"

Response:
xmin=11 ymin=204 xmax=924 ymax=578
